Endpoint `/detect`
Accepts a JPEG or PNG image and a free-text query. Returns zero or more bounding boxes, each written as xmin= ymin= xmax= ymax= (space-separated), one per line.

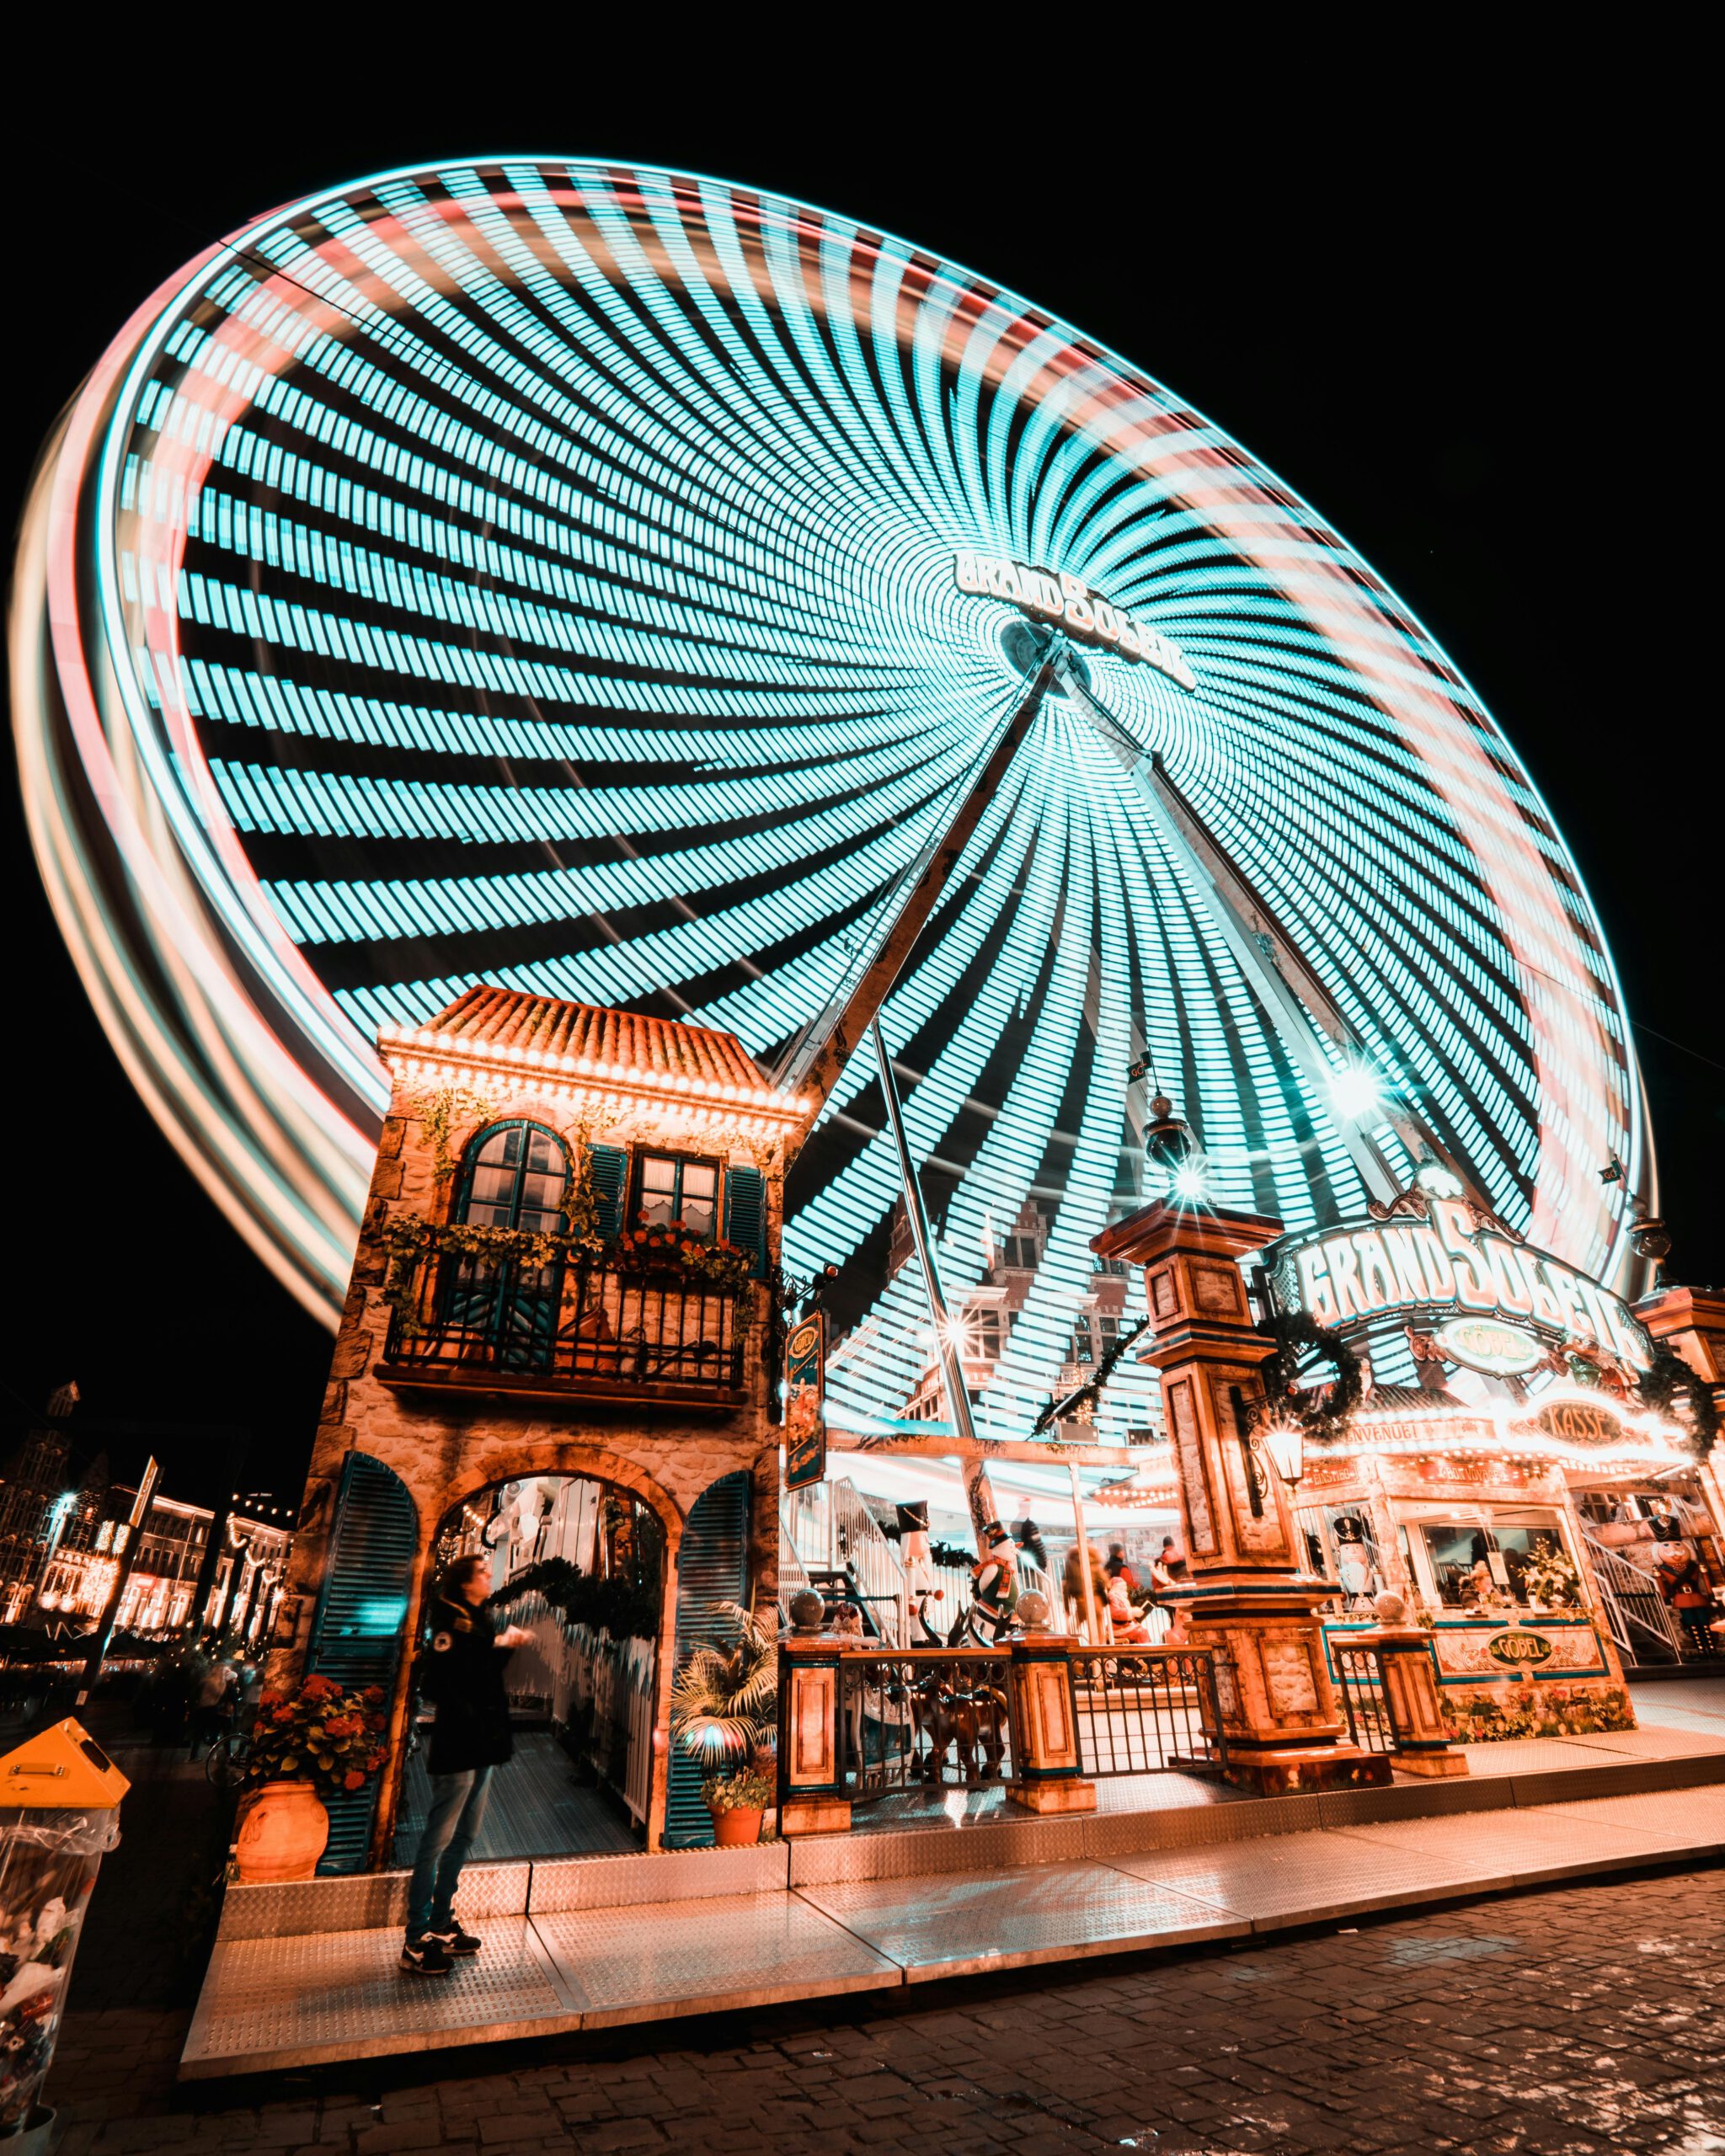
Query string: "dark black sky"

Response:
xmin=3 ymin=62 xmax=1718 ymax=1506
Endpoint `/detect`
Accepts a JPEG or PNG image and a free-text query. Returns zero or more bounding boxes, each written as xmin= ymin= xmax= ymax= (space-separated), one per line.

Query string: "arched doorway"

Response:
xmin=392 ymin=1472 xmax=667 ymax=1864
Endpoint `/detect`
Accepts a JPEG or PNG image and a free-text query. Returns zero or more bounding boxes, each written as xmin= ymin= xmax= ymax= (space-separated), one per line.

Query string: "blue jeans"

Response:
xmin=405 ymin=1767 xmax=493 ymax=1940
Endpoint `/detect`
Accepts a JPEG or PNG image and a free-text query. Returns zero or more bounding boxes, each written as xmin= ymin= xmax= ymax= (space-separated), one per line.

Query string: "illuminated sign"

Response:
xmin=953 ymin=552 xmax=1196 ymax=690
xmin=1486 ymin=1629 xmax=1553 ymax=1668
xmin=1274 ymin=1200 xmax=1652 ymax=1372
xmin=1433 ymin=1317 xmax=1546 ymax=1377
xmin=784 ymin=1315 xmax=828 ymax=1492
xmin=1525 ymin=1398 xmax=1642 ymax=1446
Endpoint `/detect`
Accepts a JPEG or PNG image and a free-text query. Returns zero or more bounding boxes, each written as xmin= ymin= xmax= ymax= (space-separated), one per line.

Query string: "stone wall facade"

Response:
xmin=270 ymin=996 xmax=808 ymax=1862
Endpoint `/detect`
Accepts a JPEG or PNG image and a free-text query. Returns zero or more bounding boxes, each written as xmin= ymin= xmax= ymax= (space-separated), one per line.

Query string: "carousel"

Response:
xmin=1256 ymin=1170 xmax=1724 ymax=1740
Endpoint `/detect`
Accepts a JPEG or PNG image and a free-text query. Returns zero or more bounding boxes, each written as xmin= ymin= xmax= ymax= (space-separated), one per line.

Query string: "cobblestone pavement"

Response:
xmin=50 ymin=1865 xmax=1723 ymax=2155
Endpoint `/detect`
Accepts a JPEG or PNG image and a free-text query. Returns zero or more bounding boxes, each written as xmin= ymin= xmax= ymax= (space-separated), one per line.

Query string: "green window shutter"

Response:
xmin=304 ymin=1451 xmax=419 ymax=1874
xmin=587 ymin=1143 xmax=628 ymax=1240
xmin=724 ymin=1166 xmax=767 ymax=1279
xmin=664 ymin=1471 xmax=750 ymax=1849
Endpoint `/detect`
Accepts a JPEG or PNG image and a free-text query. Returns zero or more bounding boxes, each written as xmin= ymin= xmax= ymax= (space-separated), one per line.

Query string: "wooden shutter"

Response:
xmin=587 ymin=1143 xmax=629 ymax=1240
xmin=663 ymin=1470 xmax=750 ymax=1848
xmin=304 ymin=1451 xmax=419 ymax=1874
xmin=724 ymin=1166 xmax=767 ymax=1279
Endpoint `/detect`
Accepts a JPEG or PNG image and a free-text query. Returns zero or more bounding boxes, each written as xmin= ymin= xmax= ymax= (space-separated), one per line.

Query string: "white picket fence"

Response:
xmin=496 ymin=1589 xmax=657 ymax=1822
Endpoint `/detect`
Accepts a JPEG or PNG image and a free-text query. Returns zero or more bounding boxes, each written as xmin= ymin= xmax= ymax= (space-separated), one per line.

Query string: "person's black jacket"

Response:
xmin=419 ymin=1594 xmax=514 ymax=1775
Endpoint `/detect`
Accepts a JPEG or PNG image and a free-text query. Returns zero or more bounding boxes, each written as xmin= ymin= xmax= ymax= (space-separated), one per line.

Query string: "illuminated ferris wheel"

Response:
xmin=12 ymin=159 xmax=1650 ymax=1436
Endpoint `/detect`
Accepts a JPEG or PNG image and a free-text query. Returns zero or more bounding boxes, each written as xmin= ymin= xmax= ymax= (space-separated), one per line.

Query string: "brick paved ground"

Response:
xmin=48 ymin=1865 xmax=1724 ymax=2155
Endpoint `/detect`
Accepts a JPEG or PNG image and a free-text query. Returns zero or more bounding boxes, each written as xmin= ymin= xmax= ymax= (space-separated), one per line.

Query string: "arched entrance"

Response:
xmin=392 ymin=1471 xmax=668 ymax=1865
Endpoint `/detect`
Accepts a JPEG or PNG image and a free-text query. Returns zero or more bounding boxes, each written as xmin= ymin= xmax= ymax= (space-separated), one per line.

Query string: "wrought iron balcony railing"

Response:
xmin=378 ymin=1228 xmax=748 ymax=1400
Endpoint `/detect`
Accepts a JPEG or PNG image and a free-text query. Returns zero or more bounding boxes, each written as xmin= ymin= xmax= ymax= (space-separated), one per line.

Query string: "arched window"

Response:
xmin=455 ymin=1122 xmax=569 ymax=1232
xmin=446 ymin=1123 xmax=569 ymax=1370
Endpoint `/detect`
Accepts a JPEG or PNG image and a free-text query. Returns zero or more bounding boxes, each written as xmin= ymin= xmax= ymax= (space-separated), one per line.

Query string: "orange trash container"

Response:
xmin=0 ymin=1720 xmax=129 ymax=2152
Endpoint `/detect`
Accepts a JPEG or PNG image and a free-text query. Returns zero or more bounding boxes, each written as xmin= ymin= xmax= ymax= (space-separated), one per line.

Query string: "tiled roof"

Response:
xmin=419 ymin=985 xmax=767 ymax=1091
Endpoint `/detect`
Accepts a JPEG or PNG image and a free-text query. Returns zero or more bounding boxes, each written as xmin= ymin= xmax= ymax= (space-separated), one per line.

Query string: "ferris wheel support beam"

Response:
xmin=871 ymin=1019 xmax=999 ymax=1548
xmin=771 ymin=654 xmax=1061 ymax=1118
xmin=1054 ymin=662 xmax=1492 ymax=1211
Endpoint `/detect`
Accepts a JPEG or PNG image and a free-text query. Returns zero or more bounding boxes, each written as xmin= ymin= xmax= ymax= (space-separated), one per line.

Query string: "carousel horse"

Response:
xmin=911 ymin=1668 xmax=1010 ymax=1783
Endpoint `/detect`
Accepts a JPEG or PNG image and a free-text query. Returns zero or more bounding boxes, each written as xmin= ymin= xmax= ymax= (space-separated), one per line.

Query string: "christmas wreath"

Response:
xmin=1256 ymin=1310 xmax=1364 ymax=1445
xmin=1636 ymin=1345 xmax=1719 ymax=1460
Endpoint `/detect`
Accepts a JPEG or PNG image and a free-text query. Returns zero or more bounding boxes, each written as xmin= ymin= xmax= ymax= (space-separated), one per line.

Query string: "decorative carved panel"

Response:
xmin=1166 ymin=1379 xmax=1217 ymax=1553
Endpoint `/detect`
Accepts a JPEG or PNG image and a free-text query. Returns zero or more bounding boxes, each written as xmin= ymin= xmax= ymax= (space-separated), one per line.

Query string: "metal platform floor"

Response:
xmin=183 ymin=1694 xmax=1725 ymax=2080
xmin=393 ymin=1732 xmax=638 ymax=1865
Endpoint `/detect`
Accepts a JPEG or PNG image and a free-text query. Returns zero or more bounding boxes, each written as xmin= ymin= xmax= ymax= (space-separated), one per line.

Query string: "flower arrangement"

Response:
xmin=619 ymin=1214 xmax=755 ymax=1288
xmin=1519 ymin=1547 xmax=1582 ymax=1609
xmin=245 ymin=1674 xmax=388 ymax=1795
xmin=382 ymin=1187 xmax=755 ymax=1333
xmin=702 ymin=1767 xmax=774 ymax=1812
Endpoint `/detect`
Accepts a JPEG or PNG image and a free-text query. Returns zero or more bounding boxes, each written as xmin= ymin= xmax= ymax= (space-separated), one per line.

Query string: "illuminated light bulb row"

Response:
xmin=377 ymin=1022 xmax=809 ymax=1117
xmin=385 ymin=1058 xmax=793 ymax=1141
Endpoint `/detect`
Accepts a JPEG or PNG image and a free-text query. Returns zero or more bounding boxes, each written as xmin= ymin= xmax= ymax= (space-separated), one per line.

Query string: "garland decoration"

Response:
xmin=379 ymin=1210 xmax=756 ymax=1333
xmin=488 ymin=1556 xmax=659 ymax=1641
xmin=1636 ymin=1344 xmax=1719 ymax=1460
xmin=1256 ymin=1310 xmax=1365 ymax=1446
xmin=412 ymin=1085 xmax=501 ymax=1183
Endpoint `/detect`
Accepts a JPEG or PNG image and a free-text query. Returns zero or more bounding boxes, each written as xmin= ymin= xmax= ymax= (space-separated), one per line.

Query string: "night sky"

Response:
xmin=4 ymin=77 xmax=1717 ymax=1508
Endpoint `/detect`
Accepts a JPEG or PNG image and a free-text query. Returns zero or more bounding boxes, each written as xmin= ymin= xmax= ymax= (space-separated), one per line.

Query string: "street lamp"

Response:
xmin=1258 ymin=1420 xmax=1305 ymax=1490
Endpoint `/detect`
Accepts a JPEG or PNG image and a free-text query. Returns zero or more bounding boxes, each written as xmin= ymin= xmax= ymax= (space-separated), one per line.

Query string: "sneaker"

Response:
xmin=399 ymin=1935 xmax=453 ymax=1977
xmin=427 ymin=1921 xmax=481 ymax=1956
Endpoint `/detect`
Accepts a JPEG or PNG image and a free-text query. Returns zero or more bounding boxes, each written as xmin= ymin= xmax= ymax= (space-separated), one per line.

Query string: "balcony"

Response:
xmin=377 ymin=1227 xmax=750 ymax=1407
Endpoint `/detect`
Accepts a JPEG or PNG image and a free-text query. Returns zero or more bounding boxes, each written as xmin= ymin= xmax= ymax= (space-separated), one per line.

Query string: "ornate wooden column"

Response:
xmin=1092 ymin=1201 xmax=1391 ymax=1795
xmin=1007 ymin=1630 xmax=1096 ymax=1813
xmin=777 ymin=1617 xmax=852 ymax=1836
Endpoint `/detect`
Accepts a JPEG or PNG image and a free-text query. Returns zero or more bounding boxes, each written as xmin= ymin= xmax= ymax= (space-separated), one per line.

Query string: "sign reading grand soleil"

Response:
xmin=1271 ymin=1199 xmax=1653 ymax=1373
xmin=953 ymin=552 xmax=1197 ymax=691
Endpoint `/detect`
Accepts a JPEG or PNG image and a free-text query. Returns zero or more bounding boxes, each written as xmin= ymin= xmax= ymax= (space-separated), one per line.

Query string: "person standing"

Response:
xmin=1104 ymin=1543 xmax=1142 ymax=1598
xmin=401 ymin=1554 xmax=531 ymax=1977
xmin=188 ymin=1657 xmax=238 ymax=1758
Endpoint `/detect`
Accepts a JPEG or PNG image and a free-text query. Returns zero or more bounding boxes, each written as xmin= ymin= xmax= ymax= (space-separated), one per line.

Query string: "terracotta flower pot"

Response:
xmin=234 ymin=1779 xmax=329 ymax=1883
xmin=710 ymin=1804 xmax=763 ymax=1847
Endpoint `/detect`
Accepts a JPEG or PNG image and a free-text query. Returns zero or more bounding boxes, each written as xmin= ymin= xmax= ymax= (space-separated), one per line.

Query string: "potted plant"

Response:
xmin=232 ymin=1673 xmax=388 ymax=1883
xmin=702 ymin=1765 xmax=775 ymax=1845
xmin=668 ymin=1600 xmax=777 ymax=1846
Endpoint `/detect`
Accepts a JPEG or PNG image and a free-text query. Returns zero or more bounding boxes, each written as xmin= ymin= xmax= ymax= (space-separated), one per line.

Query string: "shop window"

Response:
xmin=1415 ymin=1518 xmax=1573 ymax=1608
xmin=633 ymin=1151 xmax=718 ymax=1241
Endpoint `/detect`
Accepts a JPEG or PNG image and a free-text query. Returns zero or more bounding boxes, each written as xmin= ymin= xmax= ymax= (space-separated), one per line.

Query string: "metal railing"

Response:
xmin=382 ymin=1236 xmax=745 ymax=1394
xmin=826 ymin=1641 xmax=1227 ymax=1802
xmin=1581 ymin=1534 xmax=1688 ymax=1663
xmin=1331 ymin=1641 xmax=1396 ymax=1754
xmin=1066 ymin=1646 xmax=1226 ymax=1774
xmin=836 ymin=1649 xmax=1014 ymax=1798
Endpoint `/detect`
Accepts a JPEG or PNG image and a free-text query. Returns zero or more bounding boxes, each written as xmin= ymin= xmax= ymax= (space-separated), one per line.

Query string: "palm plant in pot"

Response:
xmin=232 ymin=1673 xmax=388 ymax=1882
xmin=668 ymin=1600 xmax=777 ymax=1845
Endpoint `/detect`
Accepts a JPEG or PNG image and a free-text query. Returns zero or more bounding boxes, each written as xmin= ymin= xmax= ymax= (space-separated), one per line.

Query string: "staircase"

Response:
xmin=1582 ymin=1533 xmax=1686 ymax=1666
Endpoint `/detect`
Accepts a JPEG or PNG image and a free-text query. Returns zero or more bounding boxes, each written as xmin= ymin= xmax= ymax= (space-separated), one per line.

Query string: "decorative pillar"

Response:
xmin=1357 ymin=1626 xmax=1469 ymax=1774
xmin=1007 ymin=1630 xmax=1096 ymax=1813
xmin=777 ymin=1607 xmax=851 ymax=1836
xmin=1092 ymin=1201 xmax=1392 ymax=1795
